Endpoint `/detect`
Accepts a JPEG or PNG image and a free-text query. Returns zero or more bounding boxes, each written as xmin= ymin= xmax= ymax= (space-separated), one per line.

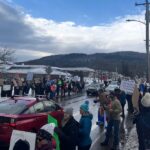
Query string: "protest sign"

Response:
xmin=17 ymin=80 xmax=22 ymax=87
xmin=3 ymin=85 xmax=11 ymax=91
xmin=132 ymin=85 xmax=140 ymax=112
xmin=0 ymin=79 xmax=4 ymax=86
xmin=26 ymin=72 xmax=33 ymax=81
xmin=12 ymin=79 xmax=17 ymax=87
xmin=48 ymin=115 xmax=60 ymax=150
xmin=9 ymin=130 xmax=36 ymax=150
xmin=120 ymin=80 xmax=135 ymax=94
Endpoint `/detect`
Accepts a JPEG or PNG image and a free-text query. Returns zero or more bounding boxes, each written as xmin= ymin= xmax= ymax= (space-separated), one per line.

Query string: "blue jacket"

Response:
xmin=78 ymin=113 xmax=93 ymax=147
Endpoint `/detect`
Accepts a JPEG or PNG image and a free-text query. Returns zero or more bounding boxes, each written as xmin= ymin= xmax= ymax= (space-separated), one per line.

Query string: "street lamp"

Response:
xmin=126 ymin=19 xmax=150 ymax=82
xmin=126 ymin=19 xmax=146 ymax=25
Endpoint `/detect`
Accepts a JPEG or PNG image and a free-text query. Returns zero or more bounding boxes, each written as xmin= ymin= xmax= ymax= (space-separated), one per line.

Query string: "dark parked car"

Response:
xmin=0 ymin=96 xmax=64 ymax=148
xmin=86 ymin=83 xmax=104 ymax=96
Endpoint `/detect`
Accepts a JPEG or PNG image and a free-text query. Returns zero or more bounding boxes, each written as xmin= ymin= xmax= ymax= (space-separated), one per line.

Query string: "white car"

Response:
xmin=105 ymin=81 xmax=119 ymax=92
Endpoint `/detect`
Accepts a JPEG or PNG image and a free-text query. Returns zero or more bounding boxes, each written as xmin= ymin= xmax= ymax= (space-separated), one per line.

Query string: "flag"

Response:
xmin=48 ymin=115 xmax=60 ymax=150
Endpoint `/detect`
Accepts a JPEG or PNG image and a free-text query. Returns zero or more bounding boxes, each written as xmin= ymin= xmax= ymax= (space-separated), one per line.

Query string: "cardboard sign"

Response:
xmin=26 ymin=72 xmax=33 ymax=81
xmin=120 ymin=80 xmax=135 ymax=94
xmin=132 ymin=85 xmax=140 ymax=112
xmin=17 ymin=80 xmax=22 ymax=87
xmin=9 ymin=130 xmax=36 ymax=150
xmin=0 ymin=79 xmax=4 ymax=86
xmin=12 ymin=79 xmax=18 ymax=87
xmin=3 ymin=85 xmax=11 ymax=91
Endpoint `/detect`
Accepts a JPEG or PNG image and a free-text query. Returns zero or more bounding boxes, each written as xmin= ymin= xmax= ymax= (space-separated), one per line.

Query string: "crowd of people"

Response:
xmin=4 ymin=77 xmax=150 ymax=150
xmin=0 ymin=77 xmax=85 ymax=99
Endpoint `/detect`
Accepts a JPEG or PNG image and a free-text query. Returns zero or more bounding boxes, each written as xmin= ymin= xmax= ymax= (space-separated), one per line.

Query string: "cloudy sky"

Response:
xmin=0 ymin=0 xmax=147 ymax=61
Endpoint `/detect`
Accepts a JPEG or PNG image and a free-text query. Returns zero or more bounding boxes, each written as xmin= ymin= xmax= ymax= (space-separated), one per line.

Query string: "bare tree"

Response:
xmin=46 ymin=66 xmax=52 ymax=75
xmin=0 ymin=47 xmax=15 ymax=63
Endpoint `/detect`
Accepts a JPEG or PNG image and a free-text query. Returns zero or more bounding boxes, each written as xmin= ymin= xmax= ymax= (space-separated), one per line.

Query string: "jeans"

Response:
xmin=104 ymin=119 xmax=120 ymax=146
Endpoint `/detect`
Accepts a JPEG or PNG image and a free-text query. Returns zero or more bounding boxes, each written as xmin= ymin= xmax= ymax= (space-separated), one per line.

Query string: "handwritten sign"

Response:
xmin=132 ymin=85 xmax=140 ymax=112
xmin=120 ymin=80 xmax=135 ymax=94
xmin=26 ymin=72 xmax=33 ymax=81
xmin=3 ymin=85 xmax=11 ymax=91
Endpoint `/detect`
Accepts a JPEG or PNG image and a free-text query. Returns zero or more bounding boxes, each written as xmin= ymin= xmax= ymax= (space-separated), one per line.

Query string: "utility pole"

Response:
xmin=136 ymin=0 xmax=150 ymax=83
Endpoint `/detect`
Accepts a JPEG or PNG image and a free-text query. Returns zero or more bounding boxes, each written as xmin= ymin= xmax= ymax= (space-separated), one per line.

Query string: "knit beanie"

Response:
xmin=80 ymin=102 xmax=89 ymax=112
xmin=64 ymin=107 xmax=73 ymax=116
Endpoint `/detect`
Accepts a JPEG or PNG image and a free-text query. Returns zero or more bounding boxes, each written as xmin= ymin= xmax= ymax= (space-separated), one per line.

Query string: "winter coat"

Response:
xmin=78 ymin=113 xmax=93 ymax=147
xmin=134 ymin=107 xmax=150 ymax=150
xmin=109 ymin=99 xmax=122 ymax=120
xmin=55 ymin=116 xmax=79 ymax=150
xmin=36 ymin=143 xmax=53 ymax=150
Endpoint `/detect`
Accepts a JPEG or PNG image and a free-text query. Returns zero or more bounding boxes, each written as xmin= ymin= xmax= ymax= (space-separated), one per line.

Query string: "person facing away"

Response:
xmin=101 ymin=91 xmax=122 ymax=150
xmin=54 ymin=107 xmax=79 ymax=150
xmin=36 ymin=124 xmax=55 ymax=150
xmin=78 ymin=100 xmax=93 ymax=150
xmin=134 ymin=92 xmax=150 ymax=150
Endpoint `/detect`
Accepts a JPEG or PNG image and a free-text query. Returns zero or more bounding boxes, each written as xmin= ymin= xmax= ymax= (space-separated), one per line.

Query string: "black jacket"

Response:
xmin=55 ymin=116 xmax=79 ymax=150
xmin=135 ymin=107 xmax=150 ymax=150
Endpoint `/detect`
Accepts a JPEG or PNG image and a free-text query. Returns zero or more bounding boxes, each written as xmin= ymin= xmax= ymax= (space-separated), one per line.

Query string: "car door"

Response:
xmin=16 ymin=106 xmax=39 ymax=132
xmin=33 ymin=102 xmax=47 ymax=129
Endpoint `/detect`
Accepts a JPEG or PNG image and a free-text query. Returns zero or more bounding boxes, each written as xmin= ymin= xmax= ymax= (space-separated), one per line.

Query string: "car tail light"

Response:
xmin=9 ymin=123 xmax=16 ymax=128
xmin=9 ymin=118 xmax=16 ymax=128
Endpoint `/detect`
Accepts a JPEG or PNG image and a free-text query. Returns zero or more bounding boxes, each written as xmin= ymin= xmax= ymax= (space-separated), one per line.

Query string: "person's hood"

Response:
xmin=141 ymin=93 xmax=150 ymax=107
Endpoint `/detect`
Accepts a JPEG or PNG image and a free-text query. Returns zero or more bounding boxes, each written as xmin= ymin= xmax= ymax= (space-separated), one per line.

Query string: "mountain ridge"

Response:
xmin=22 ymin=51 xmax=147 ymax=77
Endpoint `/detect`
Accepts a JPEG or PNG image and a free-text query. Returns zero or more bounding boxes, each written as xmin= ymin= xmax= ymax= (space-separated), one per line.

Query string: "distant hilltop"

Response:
xmin=20 ymin=51 xmax=147 ymax=77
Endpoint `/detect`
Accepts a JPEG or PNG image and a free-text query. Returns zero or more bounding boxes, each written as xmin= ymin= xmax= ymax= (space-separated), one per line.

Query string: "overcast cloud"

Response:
xmin=0 ymin=1 xmax=146 ymax=61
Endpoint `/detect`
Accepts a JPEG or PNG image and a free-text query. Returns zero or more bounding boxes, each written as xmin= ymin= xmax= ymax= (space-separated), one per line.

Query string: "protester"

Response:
xmin=101 ymin=91 xmax=122 ymax=150
xmin=36 ymin=124 xmax=55 ymax=150
xmin=78 ymin=101 xmax=93 ymax=150
xmin=54 ymin=107 xmax=79 ymax=150
xmin=126 ymin=93 xmax=134 ymax=114
xmin=119 ymin=90 xmax=126 ymax=118
xmin=134 ymin=93 xmax=150 ymax=150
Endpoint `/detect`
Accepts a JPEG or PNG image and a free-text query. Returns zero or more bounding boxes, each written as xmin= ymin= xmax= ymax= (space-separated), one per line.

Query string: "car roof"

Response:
xmin=0 ymin=96 xmax=37 ymax=107
xmin=0 ymin=96 xmax=59 ymax=107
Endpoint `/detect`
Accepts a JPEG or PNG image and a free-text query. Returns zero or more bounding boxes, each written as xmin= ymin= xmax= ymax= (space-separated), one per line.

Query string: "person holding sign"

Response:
xmin=54 ymin=107 xmax=79 ymax=150
xmin=101 ymin=92 xmax=122 ymax=150
xmin=36 ymin=123 xmax=56 ymax=150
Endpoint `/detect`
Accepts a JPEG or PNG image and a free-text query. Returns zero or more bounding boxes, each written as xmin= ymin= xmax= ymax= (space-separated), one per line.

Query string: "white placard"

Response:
xmin=3 ymin=85 xmax=11 ymax=91
xmin=26 ymin=72 xmax=33 ymax=81
xmin=9 ymin=130 xmax=36 ymax=150
xmin=120 ymin=80 xmax=135 ymax=94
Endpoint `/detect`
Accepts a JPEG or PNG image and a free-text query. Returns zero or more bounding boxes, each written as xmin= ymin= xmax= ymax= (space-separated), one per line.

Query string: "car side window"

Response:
xmin=43 ymin=101 xmax=57 ymax=112
xmin=34 ymin=102 xmax=45 ymax=113
xmin=23 ymin=106 xmax=35 ymax=114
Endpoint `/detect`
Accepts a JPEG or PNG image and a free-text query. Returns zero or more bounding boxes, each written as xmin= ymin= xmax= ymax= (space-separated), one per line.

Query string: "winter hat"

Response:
xmin=80 ymin=102 xmax=89 ymax=112
xmin=64 ymin=107 xmax=73 ymax=116
xmin=85 ymin=100 xmax=89 ymax=105
xmin=141 ymin=93 xmax=150 ymax=107
xmin=41 ymin=123 xmax=55 ymax=136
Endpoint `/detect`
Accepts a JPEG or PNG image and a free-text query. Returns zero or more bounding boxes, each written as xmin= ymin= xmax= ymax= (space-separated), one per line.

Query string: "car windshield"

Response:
xmin=0 ymin=100 xmax=27 ymax=114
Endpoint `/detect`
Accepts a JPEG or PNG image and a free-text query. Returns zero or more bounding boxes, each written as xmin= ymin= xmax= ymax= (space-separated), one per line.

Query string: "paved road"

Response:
xmin=59 ymin=94 xmax=136 ymax=150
